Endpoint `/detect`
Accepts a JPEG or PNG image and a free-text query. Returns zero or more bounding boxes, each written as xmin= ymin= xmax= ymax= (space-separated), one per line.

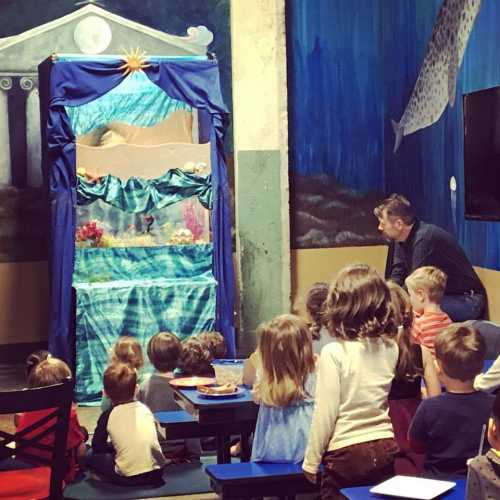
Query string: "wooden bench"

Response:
xmin=205 ymin=462 xmax=320 ymax=499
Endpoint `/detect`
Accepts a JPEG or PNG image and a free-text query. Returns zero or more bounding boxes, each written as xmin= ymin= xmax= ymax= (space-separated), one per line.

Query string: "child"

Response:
xmin=409 ymin=324 xmax=494 ymax=477
xmin=251 ymin=314 xmax=317 ymax=463
xmin=25 ymin=349 xmax=50 ymax=379
xmin=177 ymin=337 xmax=214 ymax=377
xmin=16 ymin=357 xmax=86 ymax=483
xmin=405 ymin=266 xmax=452 ymax=357
xmin=137 ymin=332 xmax=201 ymax=463
xmin=303 ymin=264 xmax=399 ymax=497
xmin=109 ymin=335 xmax=144 ymax=370
xmin=387 ymin=282 xmax=441 ymax=475
xmin=466 ymin=391 xmax=500 ymax=499
xmin=197 ymin=331 xmax=227 ymax=359
xmin=14 ymin=350 xmax=52 ymax=428
xmin=306 ymin=281 xmax=332 ymax=355
xmin=89 ymin=363 xmax=166 ymax=486
xmin=101 ymin=335 xmax=144 ymax=411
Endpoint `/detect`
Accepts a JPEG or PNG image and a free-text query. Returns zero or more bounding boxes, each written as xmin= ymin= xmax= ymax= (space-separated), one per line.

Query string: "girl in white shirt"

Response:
xmin=303 ymin=264 xmax=399 ymax=499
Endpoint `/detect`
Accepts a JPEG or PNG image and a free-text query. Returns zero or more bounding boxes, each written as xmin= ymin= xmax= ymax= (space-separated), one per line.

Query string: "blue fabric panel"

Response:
xmin=74 ymin=276 xmax=216 ymax=403
xmin=44 ymin=58 xmax=236 ymax=365
xmin=77 ymin=169 xmax=212 ymax=212
xmin=73 ymin=244 xmax=214 ymax=282
xmin=65 ymin=71 xmax=192 ymax=136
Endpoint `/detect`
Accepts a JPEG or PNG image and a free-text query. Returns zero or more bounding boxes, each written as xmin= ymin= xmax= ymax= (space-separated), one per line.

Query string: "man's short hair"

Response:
xmin=435 ymin=324 xmax=486 ymax=382
xmin=103 ymin=363 xmax=137 ymax=404
xmin=374 ymin=194 xmax=416 ymax=225
xmin=405 ymin=266 xmax=447 ymax=303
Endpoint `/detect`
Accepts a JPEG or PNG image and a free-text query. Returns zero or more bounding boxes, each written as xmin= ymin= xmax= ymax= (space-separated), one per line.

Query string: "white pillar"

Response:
xmin=231 ymin=0 xmax=290 ymax=353
xmin=22 ymin=77 xmax=42 ymax=188
xmin=0 ymin=77 xmax=12 ymax=186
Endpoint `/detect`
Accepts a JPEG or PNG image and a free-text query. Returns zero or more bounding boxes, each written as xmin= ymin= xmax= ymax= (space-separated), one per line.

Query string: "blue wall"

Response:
xmin=383 ymin=0 xmax=500 ymax=269
xmin=288 ymin=0 xmax=385 ymax=193
xmin=288 ymin=0 xmax=500 ymax=267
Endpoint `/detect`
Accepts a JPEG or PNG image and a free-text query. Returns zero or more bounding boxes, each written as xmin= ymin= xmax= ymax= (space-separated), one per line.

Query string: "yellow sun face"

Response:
xmin=119 ymin=48 xmax=150 ymax=76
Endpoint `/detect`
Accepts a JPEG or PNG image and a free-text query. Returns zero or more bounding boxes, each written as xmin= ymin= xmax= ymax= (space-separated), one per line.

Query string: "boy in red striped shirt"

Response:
xmin=405 ymin=266 xmax=452 ymax=358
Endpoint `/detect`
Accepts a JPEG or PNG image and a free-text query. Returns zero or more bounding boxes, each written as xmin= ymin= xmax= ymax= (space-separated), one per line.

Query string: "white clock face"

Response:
xmin=74 ymin=16 xmax=112 ymax=54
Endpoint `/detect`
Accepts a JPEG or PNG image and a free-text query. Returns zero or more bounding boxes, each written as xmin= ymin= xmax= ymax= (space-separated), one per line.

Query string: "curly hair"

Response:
xmin=325 ymin=264 xmax=397 ymax=340
xmin=306 ymin=282 xmax=329 ymax=341
xmin=178 ymin=337 xmax=214 ymax=377
xmin=197 ymin=331 xmax=227 ymax=359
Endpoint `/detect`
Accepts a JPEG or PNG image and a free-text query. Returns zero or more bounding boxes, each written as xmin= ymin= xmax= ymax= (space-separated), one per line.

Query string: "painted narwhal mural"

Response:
xmin=392 ymin=0 xmax=482 ymax=153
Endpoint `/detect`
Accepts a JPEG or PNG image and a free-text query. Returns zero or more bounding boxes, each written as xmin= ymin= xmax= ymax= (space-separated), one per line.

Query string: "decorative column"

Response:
xmin=0 ymin=77 xmax=12 ymax=186
xmin=231 ymin=0 xmax=290 ymax=354
xmin=8 ymin=77 xmax=28 ymax=188
xmin=22 ymin=76 xmax=42 ymax=188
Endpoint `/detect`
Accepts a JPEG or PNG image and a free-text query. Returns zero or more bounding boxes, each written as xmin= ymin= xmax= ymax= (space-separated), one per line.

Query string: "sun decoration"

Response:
xmin=119 ymin=48 xmax=151 ymax=76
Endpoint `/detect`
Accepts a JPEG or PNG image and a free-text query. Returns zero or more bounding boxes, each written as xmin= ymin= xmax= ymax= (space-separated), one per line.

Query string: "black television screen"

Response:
xmin=463 ymin=85 xmax=500 ymax=220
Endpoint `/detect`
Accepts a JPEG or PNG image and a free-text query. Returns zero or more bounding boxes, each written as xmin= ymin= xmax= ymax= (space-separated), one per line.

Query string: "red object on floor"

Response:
xmin=0 ymin=466 xmax=51 ymax=500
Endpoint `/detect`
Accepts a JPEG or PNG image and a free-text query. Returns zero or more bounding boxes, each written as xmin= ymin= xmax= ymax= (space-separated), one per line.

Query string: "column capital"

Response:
xmin=20 ymin=76 xmax=37 ymax=92
xmin=0 ymin=77 xmax=13 ymax=91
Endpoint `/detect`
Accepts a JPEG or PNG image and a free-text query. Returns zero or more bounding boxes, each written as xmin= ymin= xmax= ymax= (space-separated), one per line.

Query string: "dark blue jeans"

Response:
xmin=441 ymin=293 xmax=486 ymax=322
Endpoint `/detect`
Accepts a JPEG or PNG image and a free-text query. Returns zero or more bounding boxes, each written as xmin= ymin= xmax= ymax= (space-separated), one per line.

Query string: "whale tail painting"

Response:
xmin=393 ymin=0 xmax=482 ymax=154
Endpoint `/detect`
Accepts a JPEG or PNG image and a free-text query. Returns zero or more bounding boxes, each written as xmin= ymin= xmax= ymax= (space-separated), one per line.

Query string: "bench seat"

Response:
xmin=205 ymin=462 xmax=320 ymax=499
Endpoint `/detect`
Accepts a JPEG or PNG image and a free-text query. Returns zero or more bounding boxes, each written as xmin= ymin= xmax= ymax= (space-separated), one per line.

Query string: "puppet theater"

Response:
xmin=39 ymin=52 xmax=235 ymax=403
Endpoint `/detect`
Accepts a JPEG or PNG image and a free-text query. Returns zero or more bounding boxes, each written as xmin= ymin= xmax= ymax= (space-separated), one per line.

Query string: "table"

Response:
xmin=170 ymin=386 xmax=259 ymax=464
xmin=341 ymin=478 xmax=466 ymax=499
xmin=483 ymin=359 xmax=495 ymax=373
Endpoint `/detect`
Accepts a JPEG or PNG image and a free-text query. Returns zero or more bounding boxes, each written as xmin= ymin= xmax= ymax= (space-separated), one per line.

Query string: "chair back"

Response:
xmin=0 ymin=378 xmax=73 ymax=499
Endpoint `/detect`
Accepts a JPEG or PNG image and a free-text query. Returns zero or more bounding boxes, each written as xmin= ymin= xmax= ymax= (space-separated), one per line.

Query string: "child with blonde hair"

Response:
xmin=16 ymin=357 xmax=86 ymax=483
xmin=251 ymin=314 xmax=317 ymax=463
xmin=110 ymin=335 xmax=144 ymax=370
xmin=387 ymin=282 xmax=441 ymax=475
xmin=303 ymin=264 xmax=399 ymax=497
xmin=405 ymin=266 xmax=452 ymax=357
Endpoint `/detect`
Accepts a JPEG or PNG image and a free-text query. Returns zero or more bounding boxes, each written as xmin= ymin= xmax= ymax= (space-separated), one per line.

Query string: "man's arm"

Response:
xmin=387 ymin=242 xmax=407 ymax=286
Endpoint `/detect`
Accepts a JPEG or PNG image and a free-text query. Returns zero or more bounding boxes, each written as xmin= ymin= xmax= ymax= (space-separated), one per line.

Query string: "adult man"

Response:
xmin=374 ymin=194 xmax=486 ymax=321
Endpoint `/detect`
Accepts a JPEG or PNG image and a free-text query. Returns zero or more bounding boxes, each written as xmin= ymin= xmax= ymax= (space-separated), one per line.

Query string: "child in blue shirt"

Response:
xmin=409 ymin=324 xmax=494 ymax=477
xmin=251 ymin=314 xmax=317 ymax=463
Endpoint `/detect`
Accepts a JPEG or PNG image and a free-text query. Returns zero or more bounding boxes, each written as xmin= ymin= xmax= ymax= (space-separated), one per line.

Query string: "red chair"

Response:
xmin=0 ymin=378 xmax=73 ymax=500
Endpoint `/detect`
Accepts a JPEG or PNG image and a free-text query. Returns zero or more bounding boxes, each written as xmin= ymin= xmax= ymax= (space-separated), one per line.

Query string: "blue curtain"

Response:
xmin=44 ymin=58 xmax=236 ymax=363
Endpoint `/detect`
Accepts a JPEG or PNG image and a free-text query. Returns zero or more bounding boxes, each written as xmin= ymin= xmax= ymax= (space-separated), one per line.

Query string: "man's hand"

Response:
xmin=303 ymin=470 xmax=317 ymax=484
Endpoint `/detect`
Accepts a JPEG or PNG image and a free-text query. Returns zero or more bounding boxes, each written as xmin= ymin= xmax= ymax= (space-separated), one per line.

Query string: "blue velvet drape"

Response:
xmin=44 ymin=58 xmax=235 ymax=363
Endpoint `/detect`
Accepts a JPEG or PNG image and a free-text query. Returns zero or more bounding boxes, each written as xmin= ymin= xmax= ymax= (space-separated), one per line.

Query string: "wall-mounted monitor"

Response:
xmin=463 ymin=86 xmax=500 ymax=220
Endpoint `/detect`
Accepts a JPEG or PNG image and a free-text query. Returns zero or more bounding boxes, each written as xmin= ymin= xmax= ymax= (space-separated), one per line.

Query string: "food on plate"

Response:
xmin=197 ymin=383 xmax=237 ymax=395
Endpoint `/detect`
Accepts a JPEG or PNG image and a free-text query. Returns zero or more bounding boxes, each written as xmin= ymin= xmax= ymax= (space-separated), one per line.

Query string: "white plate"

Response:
xmin=369 ymin=475 xmax=456 ymax=499
xmin=197 ymin=387 xmax=245 ymax=398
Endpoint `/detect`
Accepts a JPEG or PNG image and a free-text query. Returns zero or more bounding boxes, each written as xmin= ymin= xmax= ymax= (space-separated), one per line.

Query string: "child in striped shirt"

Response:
xmin=405 ymin=266 xmax=452 ymax=357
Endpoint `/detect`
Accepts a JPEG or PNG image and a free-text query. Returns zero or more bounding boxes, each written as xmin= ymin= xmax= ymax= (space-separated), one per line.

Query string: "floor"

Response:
xmin=0 ymin=363 xmax=218 ymax=500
